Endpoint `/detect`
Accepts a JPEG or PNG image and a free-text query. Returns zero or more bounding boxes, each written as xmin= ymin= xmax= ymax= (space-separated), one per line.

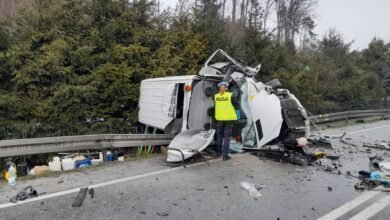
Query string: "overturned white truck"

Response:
xmin=138 ymin=49 xmax=310 ymax=162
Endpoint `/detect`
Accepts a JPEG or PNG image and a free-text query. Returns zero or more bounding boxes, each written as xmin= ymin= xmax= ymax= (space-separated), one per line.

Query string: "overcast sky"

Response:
xmin=161 ymin=0 xmax=390 ymax=50
xmin=315 ymin=0 xmax=390 ymax=50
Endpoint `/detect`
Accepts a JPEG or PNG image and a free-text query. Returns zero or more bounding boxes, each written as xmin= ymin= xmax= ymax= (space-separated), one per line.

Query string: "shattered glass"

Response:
xmin=240 ymin=83 xmax=256 ymax=147
xmin=229 ymin=139 xmax=243 ymax=153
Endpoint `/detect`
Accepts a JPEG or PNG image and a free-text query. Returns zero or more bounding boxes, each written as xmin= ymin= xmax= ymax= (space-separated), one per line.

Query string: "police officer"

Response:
xmin=214 ymin=82 xmax=239 ymax=161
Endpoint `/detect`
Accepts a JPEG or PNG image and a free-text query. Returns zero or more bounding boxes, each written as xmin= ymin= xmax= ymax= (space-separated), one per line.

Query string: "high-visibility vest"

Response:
xmin=214 ymin=92 xmax=237 ymax=121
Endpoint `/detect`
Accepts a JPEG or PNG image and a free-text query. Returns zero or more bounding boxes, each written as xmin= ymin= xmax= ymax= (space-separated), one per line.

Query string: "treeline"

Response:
xmin=0 ymin=0 xmax=389 ymax=139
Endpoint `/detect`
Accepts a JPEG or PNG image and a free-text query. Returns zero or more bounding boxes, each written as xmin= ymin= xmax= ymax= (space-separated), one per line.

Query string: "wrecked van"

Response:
xmin=138 ymin=49 xmax=310 ymax=162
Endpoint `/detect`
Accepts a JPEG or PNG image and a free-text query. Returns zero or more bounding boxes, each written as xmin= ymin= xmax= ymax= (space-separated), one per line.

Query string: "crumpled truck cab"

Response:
xmin=138 ymin=49 xmax=310 ymax=162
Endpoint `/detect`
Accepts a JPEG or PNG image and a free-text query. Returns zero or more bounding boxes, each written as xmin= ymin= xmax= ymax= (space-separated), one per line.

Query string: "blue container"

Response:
xmin=106 ymin=152 xmax=117 ymax=161
xmin=75 ymin=159 xmax=92 ymax=168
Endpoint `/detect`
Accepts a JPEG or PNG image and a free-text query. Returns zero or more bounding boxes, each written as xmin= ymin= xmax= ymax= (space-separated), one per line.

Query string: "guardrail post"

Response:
xmin=102 ymin=149 xmax=107 ymax=162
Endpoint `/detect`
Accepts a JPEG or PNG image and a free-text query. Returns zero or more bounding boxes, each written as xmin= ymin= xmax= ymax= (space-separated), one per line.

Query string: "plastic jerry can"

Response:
xmin=62 ymin=158 xmax=75 ymax=171
xmin=49 ymin=157 xmax=62 ymax=171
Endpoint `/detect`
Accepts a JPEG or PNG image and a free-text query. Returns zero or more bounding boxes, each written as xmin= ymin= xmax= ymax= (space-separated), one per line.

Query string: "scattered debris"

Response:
xmin=58 ymin=180 xmax=64 ymax=184
xmin=240 ymin=181 xmax=262 ymax=198
xmin=232 ymin=162 xmax=247 ymax=166
xmin=256 ymin=184 xmax=266 ymax=191
xmin=156 ymin=212 xmax=169 ymax=217
xmin=308 ymin=138 xmax=332 ymax=149
xmin=379 ymin=162 xmax=390 ymax=175
xmin=340 ymin=133 xmax=357 ymax=146
xmin=363 ymin=143 xmax=390 ymax=151
xmin=140 ymin=211 xmax=147 ymax=214
xmin=324 ymin=166 xmax=333 ymax=173
xmin=9 ymin=186 xmax=39 ymax=203
xmin=195 ymin=187 xmax=205 ymax=191
xmin=325 ymin=155 xmax=340 ymax=160
xmin=72 ymin=187 xmax=88 ymax=207
xmin=354 ymin=157 xmax=390 ymax=190
xmin=224 ymin=185 xmax=229 ymax=189
xmin=88 ymin=188 xmax=95 ymax=199
xmin=327 ymin=187 xmax=332 ymax=192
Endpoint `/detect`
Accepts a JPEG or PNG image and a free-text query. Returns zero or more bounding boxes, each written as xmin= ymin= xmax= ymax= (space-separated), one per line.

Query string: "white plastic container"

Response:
xmin=8 ymin=165 xmax=16 ymax=187
xmin=240 ymin=181 xmax=262 ymax=198
xmin=91 ymin=152 xmax=104 ymax=165
xmin=49 ymin=157 xmax=62 ymax=172
xmin=62 ymin=158 xmax=75 ymax=171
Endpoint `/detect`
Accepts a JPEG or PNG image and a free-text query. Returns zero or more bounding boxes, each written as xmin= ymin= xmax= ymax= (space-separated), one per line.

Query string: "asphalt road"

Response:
xmin=1 ymin=120 xmax=390 ymax=220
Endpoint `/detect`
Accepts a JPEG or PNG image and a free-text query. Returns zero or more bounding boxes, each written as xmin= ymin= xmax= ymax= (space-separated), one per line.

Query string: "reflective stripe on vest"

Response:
xmin=214 ymin=92 xmax=237 ymax=121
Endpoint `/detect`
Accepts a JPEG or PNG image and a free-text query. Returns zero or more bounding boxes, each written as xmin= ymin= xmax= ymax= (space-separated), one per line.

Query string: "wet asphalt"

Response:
xmin=0 ymin=120 xmax=389 ymax=220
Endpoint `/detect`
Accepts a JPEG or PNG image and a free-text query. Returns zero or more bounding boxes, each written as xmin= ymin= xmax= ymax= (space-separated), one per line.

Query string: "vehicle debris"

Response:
xmin=156 ymin=212 xmax=169 ymax=217
xmin=354 ymin=157 xmax=390 ymax=190
xmin=340 ymin=133 xmax=357 ymax=146
xmin=195 ymin=187 xmax=205 ymax=191
xmin=232 ymin=162 xmax=247 ymax=166
xmin=88 ymin=188 xmax=95 ymax=199
xmin=9 ymin=186 xmax=38 ymax=203
xmin=240 ymin=181 xmax=262 ymax=198
xmin=363 ymin=142 xmax=390 ymax=151
xmin=72 ymin=187 xmax=88 ymax=207
xmin=308 ymin=138 xmax=332 ymax=149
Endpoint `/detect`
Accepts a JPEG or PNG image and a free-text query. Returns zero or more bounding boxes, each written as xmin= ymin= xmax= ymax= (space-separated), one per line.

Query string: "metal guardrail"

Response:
xmin=0 ymin=134 xmax=175 ymax=158
xmin=309 ymin=109 xmax=390 ymax=123
xmin=0 ymin=109 xmax=389 ymax=158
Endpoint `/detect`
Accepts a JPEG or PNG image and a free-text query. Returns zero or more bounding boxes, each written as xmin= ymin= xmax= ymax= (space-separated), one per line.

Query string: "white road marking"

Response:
xmin=350 ymin=195 xmax=390 ymax=220
xmin=318 ymin=191 xmax=381 ymax=220
xmin=345 ymin=124 xmax=390 ymax=135
xmin=0 ymin=155 xmax=234 ymax=209
xmin=316 ymin=124 xmax=390 ymax=140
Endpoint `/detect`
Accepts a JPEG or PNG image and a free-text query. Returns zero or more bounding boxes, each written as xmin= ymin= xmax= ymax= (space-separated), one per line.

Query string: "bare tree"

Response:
xmin=232 ymin=0 xmax=237 ymax=22
xmin=275 ymin=0 xmax=317 ymax=44
xmin=244 ymin=0 xmax=250 ymax=22
xmin=222 ymin=0 xmax=227 ymax=18
xmin=247 ymin=0 xmax=264 ymax=30
xmin=0 ymin=0 xmax=32 ymax=18
xmin=240 ymin=0 xmax=245 ymax=23
xmin=263 ymin=0 xmax=275 ymax=31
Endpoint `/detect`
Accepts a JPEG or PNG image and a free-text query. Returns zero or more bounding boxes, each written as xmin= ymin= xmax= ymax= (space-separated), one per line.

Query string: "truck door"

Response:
xmin=247 ymin=80 xmax=283 ymax=148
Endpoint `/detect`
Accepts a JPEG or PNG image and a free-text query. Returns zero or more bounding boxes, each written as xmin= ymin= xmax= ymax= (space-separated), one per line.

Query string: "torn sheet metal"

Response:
xmin=167 ymin=129 xmax=215 ymax=162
